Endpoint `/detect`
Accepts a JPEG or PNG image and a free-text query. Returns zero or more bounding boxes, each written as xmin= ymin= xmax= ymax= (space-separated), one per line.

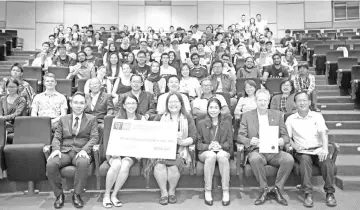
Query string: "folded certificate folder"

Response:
xmin=259 ymin=126 xmax=279 ymax=154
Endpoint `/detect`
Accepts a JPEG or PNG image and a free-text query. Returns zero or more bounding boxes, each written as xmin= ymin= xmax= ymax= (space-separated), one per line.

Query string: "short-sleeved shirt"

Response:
xmin=264 ymin=65 xmax=289 ymax=78
xmin=190 ymin=66 xmax=209 ymax=81
xmin=132 ymin=65 xmax=150 ymax=80
xmin=179 ymin=77 xmax=200 ymax=98
xmin=31 ymin=91 xmax=68 ymax=119
xmin=192 ymin=94 xmax=228 ymax=113
xmin=52 ymin=55 xmax=75 ymax=67
xmin=285 ymin=111 xmax=328 ymax=149
xmin=160 ymin=66 xmax=177 ymax=77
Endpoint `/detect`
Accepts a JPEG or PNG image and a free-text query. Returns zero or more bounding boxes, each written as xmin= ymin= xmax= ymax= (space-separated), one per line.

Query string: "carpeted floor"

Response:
xmin=0 ymin=187 xmax=359 ymax=210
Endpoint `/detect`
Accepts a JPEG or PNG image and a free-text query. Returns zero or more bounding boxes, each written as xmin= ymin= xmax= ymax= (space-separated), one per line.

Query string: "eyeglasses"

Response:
xmin=213 ymin=66 xmax=222 ymax=69
xmin=168 ymin=100 xmax=181 ymax=104
xmin=125 ymin=102 xmax=137 ymax=106
xmin=131 ymin=81 xmax=142 ymax=84
xmin=202 ymin=84 xmax=213 ymax=87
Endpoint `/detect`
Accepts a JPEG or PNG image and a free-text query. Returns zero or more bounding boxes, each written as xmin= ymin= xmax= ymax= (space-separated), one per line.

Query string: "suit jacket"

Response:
xmin=237 ymin=109 xmax=289 ymax=156
xmin=85 ymin=92 xmax=114 ymax=123
xmin=270 ymin=93 xmax=296 ymax=114
xmin=51 ymin=113 xmax=99 ymax=154
xmin=208 ymin=74 xmax=236 ymax=97
xmin=196 ymin=115 xmax=233 ymax=155
xmin=115 ymin=91 xmax=156 ymax=118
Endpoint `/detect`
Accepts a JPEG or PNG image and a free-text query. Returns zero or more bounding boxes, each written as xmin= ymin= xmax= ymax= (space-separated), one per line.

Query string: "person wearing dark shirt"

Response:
xmin=84 ymin=45 xmax=102 ymax=67
xmin=262 ymin=54 xmax=289 ymax=82
xmin=52 ymin=45 xmax=76 ymax=67
xmin=190 ymin=53 xmax=208 ymax=81
xmin=280 ymin=29 xmax=296 ymax=48
xmin=132 ymin=51 xmax=150 ymax=80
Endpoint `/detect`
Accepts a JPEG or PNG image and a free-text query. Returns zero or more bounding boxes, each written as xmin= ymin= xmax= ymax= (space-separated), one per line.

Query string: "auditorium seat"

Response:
xmin=318 ymin=37 xmax=331 ymax=42
xmin=325 ymin=50 xmax=344 ymax=85
xmin=47 ymin=66 xmax=70 ymax=79
xmin=93 ymin=52 xmax=102 ymax=59
xmin=349 ymin=50 xmax=360 ymax=63
xmin=71 ymin=46 xmax=79 ymax=53
xmin=24 ymin=78 xmax=39 ymax=94
xmin=0 ymin=118 xmax=6 ymax=172
xmin=22 ymin=66 xmax=42 ymax=81
xmin=351 ymin=65 xmax=360 ymax=109
xmin=351 ymin=35 xmax=360 ymax=40
xmin=337 ymin=57 xmax=359 ymax=95
xmin=56 ymin=79 xmax=72 ymax=98
xmin=77 ymin=78 xmax=87 ymax=93
xmin=337 ymin=36 xmax=348 ymax=41
xmin=312 ymin=44 xmax=331 ymax=72
xmin=264 ymin=78 xmax=283 ymax=95
xmin=236 ymin=78 xmax=261 ymax=97
xmin=4 ymin=116 xmax=51 ymax=194
xmin=306 ymin=40 xmax=323 ymax=65
xmin=346 ymin=39 xmax=360 ymax=50
xmin=325 ymin=39 xmax=345 ymax=49
xmin=333 ymin=44 xmax=350 ymax=51
xmin=326 ymin=32 xmax=337 ymax=40
xmin=93 ymin=115 xmax=142 ymax=189
xmin=235 ymin=58 xmax=245 ymax=71
xmin=354 ymin=44 xmax=360 ymax=50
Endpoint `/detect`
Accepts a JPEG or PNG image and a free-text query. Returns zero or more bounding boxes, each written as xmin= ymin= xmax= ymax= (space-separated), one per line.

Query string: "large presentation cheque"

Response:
xmin=106 ymin=119 xmax=178 ymax=160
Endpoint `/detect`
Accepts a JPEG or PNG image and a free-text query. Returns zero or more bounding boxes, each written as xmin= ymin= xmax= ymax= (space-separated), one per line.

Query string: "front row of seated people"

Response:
xmin=1 ymin=74 xmax=333 ymax=209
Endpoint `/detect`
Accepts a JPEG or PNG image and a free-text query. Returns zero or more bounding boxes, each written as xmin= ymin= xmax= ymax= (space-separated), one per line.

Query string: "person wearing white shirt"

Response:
xmin=239 ymin=14 xmax=248 ymax=30
xmin=255 ymin=14 xmax=268 ymax=34
xmin=285 ymin=91 xmax=337 ymax=208
xmin=160 ymin=53 xmax=177 ymax=77
xmin=157 ymin=75 xmax=191 ymax=114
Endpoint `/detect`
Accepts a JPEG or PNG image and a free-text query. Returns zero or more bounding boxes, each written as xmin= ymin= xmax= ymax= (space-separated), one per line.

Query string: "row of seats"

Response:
xmin=0 ymin=115 xmax=340 ymax=191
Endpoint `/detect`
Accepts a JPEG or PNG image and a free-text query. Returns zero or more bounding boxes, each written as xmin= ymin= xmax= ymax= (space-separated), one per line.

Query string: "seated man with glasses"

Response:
xmin=192 ymin=78 xmax=230 ymax=118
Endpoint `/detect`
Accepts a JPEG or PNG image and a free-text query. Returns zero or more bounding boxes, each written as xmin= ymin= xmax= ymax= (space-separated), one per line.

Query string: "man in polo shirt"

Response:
xmin=191 ymin=24 xmax=202 ymax=41
xmin=285 ymin=91 xmax=337 ymax=208
xmin=192 ymin=78 xmax=230 ymax=118
xmin=67 ymin=51 xmax=96 ymax=80
xmin=160 ymin=53 xmax=177 ymax=78
xmin=52 ymin=45 xmax=76 ymax=67
xmin=190 ymin=53 xmax=208 ymax=81
xmin=262 ymin=54 xmax=289 ymax=82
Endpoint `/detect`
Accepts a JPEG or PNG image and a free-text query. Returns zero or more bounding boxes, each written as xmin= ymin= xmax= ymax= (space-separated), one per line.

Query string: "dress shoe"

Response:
xmin=222 ymin=200 xmax=230 ymax=206
xmin=204 ymin=199 xmax=213 ymax=206
xmin=72 ymin=194 xmax=84 ymax=208
xmin=270 ymin=186 xmax=288 ymax=206
xmin=254 ymin=188 xmax=269 ymax=205
xmin=326 ymin=193 xmax=337 ymax=207
xmin=54 ymin=193 xmax=65 ymax=209
xmin=303 ymin=193 xmax=314 ymax=208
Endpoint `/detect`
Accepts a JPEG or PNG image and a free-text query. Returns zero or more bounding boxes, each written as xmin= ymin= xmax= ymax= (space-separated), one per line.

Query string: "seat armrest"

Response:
xmin=43 ymin=145 xmax=51 ymax=160
xmin=93 ymin=144 xmax=101 ymax=177
xmin=235 ymin=143 xmax=245 ymax=176
xmin=189 ymin=144 xmax=196 ymax=175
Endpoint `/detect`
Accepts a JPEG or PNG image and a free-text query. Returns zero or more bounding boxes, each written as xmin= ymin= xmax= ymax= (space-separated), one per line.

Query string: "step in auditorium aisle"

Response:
xmin=315 ymin=74 xmax=360 ymax=191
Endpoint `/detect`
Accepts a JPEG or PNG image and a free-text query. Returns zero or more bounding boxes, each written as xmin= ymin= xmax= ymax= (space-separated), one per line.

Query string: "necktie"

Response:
xmin=72 ymin=117 xmax=79 ymax=136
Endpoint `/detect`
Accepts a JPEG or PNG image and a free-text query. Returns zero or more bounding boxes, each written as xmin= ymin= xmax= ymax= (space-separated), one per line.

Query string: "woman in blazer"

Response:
xmin=196 ymin=97 xmax=232 ymax=206
xmin=270 ymin=79 xmax=296 ymax=114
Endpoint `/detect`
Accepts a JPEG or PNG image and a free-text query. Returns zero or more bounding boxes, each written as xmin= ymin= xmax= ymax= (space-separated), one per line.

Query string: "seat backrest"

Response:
xmin=236 ymin=58 xmax=245 ymax=69
xmin=318 ymin=37 xmax=331 ymax=41
xmin=93 ymin=52 xmax=102 ymax=59
xmin=102 ymin=115 xmax=115 ymax=160
xmin=77 ymin=78 xmax=87 ymax=93
xmin=306 ymin=40 xmax=322 ymax=48
xmin=5 ymin=30 xmax=17 ymax=37
xmin=326 ymin=32 xmax=337 ymax=39
xmin=265 ymin=78 xmax=284 ymax=95
xmin=23 ymin=79 xmax=38 ymax=94
xmin=300 ymin=37 xmax=315 ymax=44
xmin=56 ymin=79 xmax=72 ymax=98
xmin=351 ymin=65 xmax=360 ymax=81
xmin=13 ymin=116 xmax=52 ymax=144
xmin=349 ymin=50 xmax=360 ymax=62
xmin=338 ymin=57 xmax=359 ymax=70
xmin=236 ymin=78 xmax=262 ymax=94
xmin=314 ymin=44 xmax=331 ymax=54
xmin=343 ymin=31 xmax=356 ymax=37
xmin=338 ymin=36 xmax=348 ymax=41
xmin=22 ymin=66 xmax=42 ymax=81
xmin=340 ymin=29 xmax=354 ymax=33
xmin=326 ymin=40 xmax=345 ymax=46
xmin=48 ymin=67 xmax=70 ymax=79
xmin=351 ymin=36 xmax=360 ymax=40
xmin=0 ymin=118 xmax=5 ymax=147
xmin=354 ymin=44 xmax=360 ymax=50
xmin=214 ymin=92 xmax=231 ymax=108
xmin=346 ymin=39 xmax=360 ymax=45
xmin=324 ymin=29 xmax=337 ymax=33
xmin=326 ymin=50 xmax=344 ymax=62
xmin=333 ymin=44 xmax=350 ymax=50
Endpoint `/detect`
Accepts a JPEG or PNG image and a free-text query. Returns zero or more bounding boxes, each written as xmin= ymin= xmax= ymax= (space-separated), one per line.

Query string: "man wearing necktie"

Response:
xmin=47 ymin=92 xmax=99 ymax=209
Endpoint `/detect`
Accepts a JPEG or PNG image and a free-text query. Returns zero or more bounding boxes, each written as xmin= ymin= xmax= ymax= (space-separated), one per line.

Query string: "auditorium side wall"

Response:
xmin=0 ymin=0 xmax=359 ymax=51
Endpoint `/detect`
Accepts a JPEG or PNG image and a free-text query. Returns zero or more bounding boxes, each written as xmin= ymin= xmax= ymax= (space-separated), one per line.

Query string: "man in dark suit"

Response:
xmin=238 ymin=89 xmax=294 ymax=206
xmin=84 ymin=78 xmax=114 ymax=144
xmin=47 ymin=92 xmax=99 ymax=209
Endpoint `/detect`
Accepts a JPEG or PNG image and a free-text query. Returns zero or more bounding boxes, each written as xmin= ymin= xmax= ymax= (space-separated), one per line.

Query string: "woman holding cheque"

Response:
xmin=196 ymin=97 xmax=233 ymax=206
xmin=103 ymin=94 xmax=145 ymax=208
xmin=144 ymin=92 xmax=197 ymax=205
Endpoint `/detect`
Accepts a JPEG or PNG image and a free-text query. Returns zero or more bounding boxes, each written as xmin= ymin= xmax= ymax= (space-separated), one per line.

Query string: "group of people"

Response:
xmin=0 ymin=16 xmax=331 ymax=209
